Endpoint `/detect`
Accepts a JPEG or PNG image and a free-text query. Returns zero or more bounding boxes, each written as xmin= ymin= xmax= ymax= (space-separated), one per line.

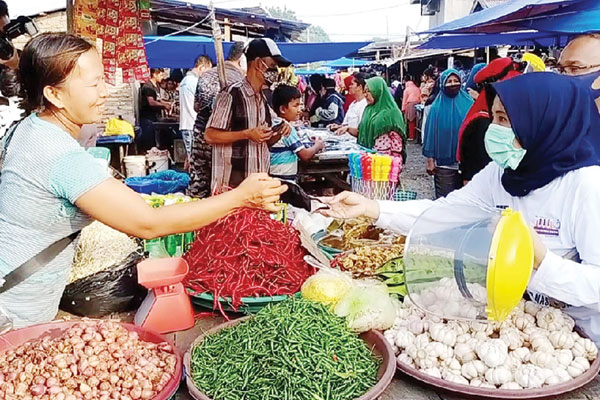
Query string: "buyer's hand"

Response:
xmin=236 ymin=173 xmax=287 ymax=212
xmin=318 ymin=191 xmax=379 ymax=220
xmin=327 ymin=123 xmax=340 ymax=131
xmin=247 ymin=124 xmax=273 ymax=143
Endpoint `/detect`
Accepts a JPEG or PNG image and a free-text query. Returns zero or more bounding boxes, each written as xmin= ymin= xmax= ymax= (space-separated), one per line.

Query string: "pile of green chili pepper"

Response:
xmin=190 ymin=297 xmax=381 ymax=400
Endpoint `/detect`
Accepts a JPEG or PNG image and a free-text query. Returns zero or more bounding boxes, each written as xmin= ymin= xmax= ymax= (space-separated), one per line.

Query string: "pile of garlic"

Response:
xmin=386 ymin=296 xmax=598 ymax=390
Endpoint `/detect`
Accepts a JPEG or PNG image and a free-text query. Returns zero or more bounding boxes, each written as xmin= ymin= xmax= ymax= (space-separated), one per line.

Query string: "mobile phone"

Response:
xmin=272 ymin=121 xmax=285 ymax=132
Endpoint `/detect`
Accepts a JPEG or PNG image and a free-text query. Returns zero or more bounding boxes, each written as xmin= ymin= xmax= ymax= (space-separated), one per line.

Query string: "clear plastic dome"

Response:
xmin=404 ymin=204 xmax=502 ymax=321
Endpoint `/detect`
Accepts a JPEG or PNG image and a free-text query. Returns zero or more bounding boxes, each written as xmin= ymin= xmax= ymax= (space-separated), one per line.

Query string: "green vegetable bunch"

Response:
xmin=191 ymin=297 xmax=380 ymax=400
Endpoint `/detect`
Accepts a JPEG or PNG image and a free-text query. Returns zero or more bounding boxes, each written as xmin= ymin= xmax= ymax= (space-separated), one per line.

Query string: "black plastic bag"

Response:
xmin=60 ymin=251 xmax=146 ymax=317
xmin=279 ymin=179 xmax=329 ymax=212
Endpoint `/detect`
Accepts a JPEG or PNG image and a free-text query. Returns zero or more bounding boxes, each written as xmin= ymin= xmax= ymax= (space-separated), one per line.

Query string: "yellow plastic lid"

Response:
xmin=522 ymin=53 xmax=546 ymax=72
xmin=486 ymin=208 xmax=534 ymax=321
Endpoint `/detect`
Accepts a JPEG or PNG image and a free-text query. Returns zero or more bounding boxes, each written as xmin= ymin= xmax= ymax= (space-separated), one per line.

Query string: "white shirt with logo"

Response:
xmin=376 ymin=162 xmax=600 ymax=344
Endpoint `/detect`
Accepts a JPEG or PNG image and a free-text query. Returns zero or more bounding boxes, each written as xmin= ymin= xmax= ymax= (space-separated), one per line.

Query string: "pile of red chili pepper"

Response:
xmin=184 ymin=208 xmax=315 ymax=316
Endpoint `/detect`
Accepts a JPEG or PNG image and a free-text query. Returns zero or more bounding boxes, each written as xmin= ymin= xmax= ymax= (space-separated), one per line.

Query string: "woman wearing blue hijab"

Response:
xmin=423 ymin=69 xmax=474 ymax=198
xmin=465 ymin=63 xmax=486 ymax=99
xmin=321 ymin=72 xmax=600 ymax=344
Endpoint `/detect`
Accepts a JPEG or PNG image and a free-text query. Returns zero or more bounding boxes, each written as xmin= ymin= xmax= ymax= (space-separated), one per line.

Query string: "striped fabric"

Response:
xmin=269 ymin=127 xmax=304 ymax=179
xmin=207 ymin=78 xmax=271 ymax=191
xmin=0 ymin=114 xmax=110 ymax=327
xmin=187 ymin=63 xmax=245 ymax=198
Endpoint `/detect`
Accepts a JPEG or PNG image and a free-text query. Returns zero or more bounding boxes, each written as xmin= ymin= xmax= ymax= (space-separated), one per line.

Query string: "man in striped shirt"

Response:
xmin=205 ymin=38 xmax=292 ymax=193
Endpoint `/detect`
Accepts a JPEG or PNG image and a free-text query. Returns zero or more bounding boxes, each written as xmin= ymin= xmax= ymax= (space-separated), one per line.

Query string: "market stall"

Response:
xmin=5 ymin=2 xmax=600 ymax=400
xmin=3 ymin=199 xmax=600 ymax=399
xmin=297 ymin=128 xmax=370 ymax=192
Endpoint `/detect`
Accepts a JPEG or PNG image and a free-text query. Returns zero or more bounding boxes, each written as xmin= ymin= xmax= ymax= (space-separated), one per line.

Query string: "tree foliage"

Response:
xmin=266 ymin=6 xmax=331 ymax=43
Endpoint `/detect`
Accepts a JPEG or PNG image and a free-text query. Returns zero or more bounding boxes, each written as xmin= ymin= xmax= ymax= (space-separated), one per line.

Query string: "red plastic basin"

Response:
xmin=183 ymin=316 xmax=396 ymax=400
xmin=0 ymin=320 xmax=183 ymax=400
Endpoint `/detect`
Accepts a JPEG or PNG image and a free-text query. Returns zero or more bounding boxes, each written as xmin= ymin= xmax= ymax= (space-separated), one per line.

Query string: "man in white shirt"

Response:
xmin=328 ymin=73 xmax=368 ymax=137
xmin=179 ymin=55 xmax=213 ymax=159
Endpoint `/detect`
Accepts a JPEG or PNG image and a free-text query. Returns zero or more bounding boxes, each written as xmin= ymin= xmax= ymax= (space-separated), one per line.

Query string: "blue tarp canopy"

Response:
xmin=324 ymin=57 xmax=370 ymax=68
xmin=517 ymin=0 xmax=600 ymax=33
xmin=422 ymin=0 xmax=588 ymax=34
xmin=295 ymin=67 xmax=334 ymax=75
xmin=144 ymin=36 xmax=370 ymax=69
xmin=418 ymin=0 xmax=599 ymax=50
xmin=417 ymin=31 xmax=569 ymax=49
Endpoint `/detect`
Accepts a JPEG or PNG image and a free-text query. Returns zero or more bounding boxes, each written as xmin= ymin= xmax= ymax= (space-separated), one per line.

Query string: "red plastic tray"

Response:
xmin=137 ymin=257 xmax=189 ymax=288
xmin=0 ymin=320 xmax=183 ymax=400
xmin=183 ymin=317 xmax=396 ymax=400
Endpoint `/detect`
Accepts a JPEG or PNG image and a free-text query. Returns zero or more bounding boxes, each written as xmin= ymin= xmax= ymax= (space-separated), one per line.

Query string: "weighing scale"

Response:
xmin=134 ymin=257 xmax=195 ymax=333
xmin=403 ymin=204 xmax=534 ymax=322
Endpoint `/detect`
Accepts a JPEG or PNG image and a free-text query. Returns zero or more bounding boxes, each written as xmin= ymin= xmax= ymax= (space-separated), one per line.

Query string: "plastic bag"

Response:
xmin=334 ymin=279 xmax=398 ymax=333
xmin=0 ymin=302 xmax=13 ymax=334
xmin=104 ymin=117 xmax=135 ymax=137
xmin=301 ymin=268 xmax=354 ymax=306
xmin=60 ymin=251 xmax=146 ymax=317
xmin=125 ymin=170 xmax=190 ymax=195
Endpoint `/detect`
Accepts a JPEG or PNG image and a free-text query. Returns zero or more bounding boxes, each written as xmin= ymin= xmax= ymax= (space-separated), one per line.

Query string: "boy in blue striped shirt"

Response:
xmin=270 ymin=85 xmax=324 ymax=181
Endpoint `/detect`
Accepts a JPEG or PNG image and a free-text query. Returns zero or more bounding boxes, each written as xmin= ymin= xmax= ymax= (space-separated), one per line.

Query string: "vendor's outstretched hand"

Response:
xmin=318 ymin=191 xmax=379 ymax=220
xmin=236 ymin=173 xmax=287 ymax=212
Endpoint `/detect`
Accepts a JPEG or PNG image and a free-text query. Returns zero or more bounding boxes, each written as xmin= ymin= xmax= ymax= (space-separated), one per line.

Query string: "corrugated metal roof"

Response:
xmin=150 ymin=0 xmax=309 ymax=41
xmin=480 ymin=0 xmax=512 ymax=8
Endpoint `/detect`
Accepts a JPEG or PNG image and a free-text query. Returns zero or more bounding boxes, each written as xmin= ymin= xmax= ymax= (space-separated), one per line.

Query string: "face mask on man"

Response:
xmin=484 ymin=123 xmax=527 ymax=170
xmin=259 ymin=58 xmax=279 ymax=86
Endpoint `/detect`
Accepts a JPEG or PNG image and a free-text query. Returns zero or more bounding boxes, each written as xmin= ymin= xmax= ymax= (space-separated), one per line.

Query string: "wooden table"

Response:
xmin=168 ymin=317 xmax=600 ymax=400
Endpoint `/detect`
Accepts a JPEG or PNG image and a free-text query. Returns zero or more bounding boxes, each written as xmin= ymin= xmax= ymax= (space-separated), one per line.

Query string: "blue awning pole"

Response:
xmin=486 ymin=46 xmax=490 ymax=63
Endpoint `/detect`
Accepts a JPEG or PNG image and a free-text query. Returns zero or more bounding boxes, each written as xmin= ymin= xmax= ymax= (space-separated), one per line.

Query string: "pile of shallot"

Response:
xmin=0 ymin=320 xmax=177 ymax=400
